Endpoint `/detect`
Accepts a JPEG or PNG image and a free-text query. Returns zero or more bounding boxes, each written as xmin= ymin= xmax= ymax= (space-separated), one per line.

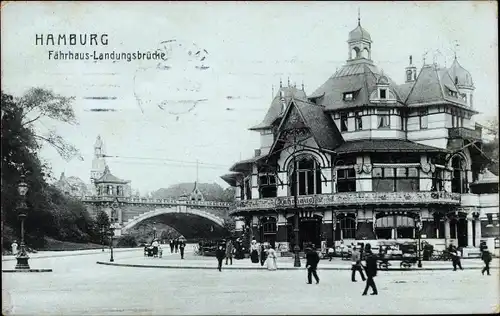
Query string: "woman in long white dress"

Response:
xmin=265 ymin=246 xmax=278 ymax=271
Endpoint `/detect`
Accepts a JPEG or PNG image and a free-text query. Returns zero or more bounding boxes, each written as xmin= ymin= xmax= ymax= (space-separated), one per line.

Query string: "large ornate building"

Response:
xmin=222 ymin=19 xmax=499 ymax=255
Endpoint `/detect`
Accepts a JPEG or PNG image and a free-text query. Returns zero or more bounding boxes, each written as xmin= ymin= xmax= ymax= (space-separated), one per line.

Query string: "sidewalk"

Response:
xmin=2 ymin=248 xmax=138 ymax=262
xmin=97 ymin=255 xmax=500 ymax=271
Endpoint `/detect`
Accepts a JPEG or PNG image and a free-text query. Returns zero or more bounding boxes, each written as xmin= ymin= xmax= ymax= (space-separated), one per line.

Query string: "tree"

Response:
xmin=1 ymin=90 xmax=94 ymax=250
xmin=16 ymin=88 xmax=82 ymax=161
xmin=481 ymin=118 xmax=499 ymax=175
xmin=95 ymin=211 xmax=110 ymax=229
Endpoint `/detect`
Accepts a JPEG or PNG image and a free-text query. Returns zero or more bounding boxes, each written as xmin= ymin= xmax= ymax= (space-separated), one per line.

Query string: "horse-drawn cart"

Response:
xmin=376 ymin=241 xmax=419 ymax=270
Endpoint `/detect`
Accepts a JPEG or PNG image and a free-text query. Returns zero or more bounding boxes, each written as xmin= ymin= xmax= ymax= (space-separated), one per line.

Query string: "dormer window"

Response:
xmin=379 ymin=89 xmax=387 ymax=99
xmin=447 ymin=88 xmax=458 ymax=98
xmin=343 ymin=92 xmax=354 ymax=101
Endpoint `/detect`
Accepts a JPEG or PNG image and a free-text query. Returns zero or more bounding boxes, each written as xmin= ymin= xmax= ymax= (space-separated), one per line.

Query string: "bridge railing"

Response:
xmin=79 ymin=195 xmax=233 ymax=208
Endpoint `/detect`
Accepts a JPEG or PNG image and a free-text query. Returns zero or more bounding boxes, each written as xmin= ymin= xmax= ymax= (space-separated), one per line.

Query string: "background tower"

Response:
xmin=90 ymin=135 xmax=107 ymax=189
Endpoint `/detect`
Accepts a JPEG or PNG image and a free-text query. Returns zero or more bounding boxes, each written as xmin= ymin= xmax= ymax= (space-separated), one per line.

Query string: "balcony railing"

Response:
xmin=78 ymin=195 xmax=232 ymax=208
xmin=235 ymin=191 xmax=462 ymax=212
xmin=448 ymin=127 xmax=481 ymax=140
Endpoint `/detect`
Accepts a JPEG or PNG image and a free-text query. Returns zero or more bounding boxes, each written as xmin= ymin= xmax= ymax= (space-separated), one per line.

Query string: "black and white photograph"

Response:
xmin=1 ymin=1 xmax=499 ymax=315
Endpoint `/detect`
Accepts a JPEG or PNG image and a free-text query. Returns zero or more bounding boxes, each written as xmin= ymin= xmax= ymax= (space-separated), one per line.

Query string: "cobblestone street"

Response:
xmin=2 ymin=249 xmax=499 ymax=315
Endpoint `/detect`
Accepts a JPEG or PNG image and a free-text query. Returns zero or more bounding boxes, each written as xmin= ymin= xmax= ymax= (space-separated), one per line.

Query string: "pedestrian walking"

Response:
xmin=362 ymin=243 xmax=378 ymax=296
xmin=305 ymin=247 xmax=320 ymax=284
xmin=174 ymin=239 xmax=179 ymax=253
xmin=351 ymin=246 xmax=366 ymax=282
xmin=260 ymin=243 xmax=268 ymax=266
xmin=225 ymin=239 xmax=234 ymax=265
xmin=179 ymin=239 xmax=186 ymax=259
xmin=169 ymin=239 xmax=174 ymax=253
xmin=152 ymin=239 xmax=159 ymax=257
xmin=328 ymin=247 xmax=334 ymax=261
xmin=448 ymin=244 xmax=463 ymax=271
xmin=158 ymin=244 xmax=163 ymax=258
xmin=250 ymin=239 xmax=259 ymax=263
xmin=265 ymin=246 xmax=278 ymax=271
xmin=215 ymin=245 xmax=225 ymax=272
xmin=11 ymin=240 xmax=18 ymax=256
xmin=481 ymin=247 xmax=492 ymax=276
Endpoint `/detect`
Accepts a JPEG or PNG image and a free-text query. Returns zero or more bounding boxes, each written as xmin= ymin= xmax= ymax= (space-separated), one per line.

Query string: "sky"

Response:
xmin=1 ymin=1 xmax=498 ymax=194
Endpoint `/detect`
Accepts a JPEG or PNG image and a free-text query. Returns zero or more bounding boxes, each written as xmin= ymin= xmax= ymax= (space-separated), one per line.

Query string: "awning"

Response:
xmin=229 ymin=154 xmax=268 ymax=173
xmin=220 ymin=173 xmax=243 ymax=187
xmin=335 ymin=139 xmax=448 ymax=155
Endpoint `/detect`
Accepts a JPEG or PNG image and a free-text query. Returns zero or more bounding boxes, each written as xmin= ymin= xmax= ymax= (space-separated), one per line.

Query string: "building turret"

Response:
xmin=405 ymin=55 xmax=417 ymax=83
xmin=448 ymin=56 xmax=475 ymax=108
xmin=90 ymin=135 xmax=107 ymax=186
xmin=347 ymin=13 xmax=372 ymax=62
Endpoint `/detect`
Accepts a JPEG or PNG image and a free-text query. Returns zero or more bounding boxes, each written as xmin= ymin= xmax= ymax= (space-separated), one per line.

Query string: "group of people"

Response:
xmin=249 ymin=239 xmax=277 ymax=271
xmin=306 ymin=243 xmax=379 ymax=295
xmin=145 ymin=238 xmax=186 ymax=259
xmin=169 ymin=238 xmax=186 ymax=259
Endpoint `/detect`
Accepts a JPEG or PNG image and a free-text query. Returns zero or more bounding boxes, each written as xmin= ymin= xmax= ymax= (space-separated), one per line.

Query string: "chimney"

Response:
xmin=254 ymin=149 xmax=261 ymax=157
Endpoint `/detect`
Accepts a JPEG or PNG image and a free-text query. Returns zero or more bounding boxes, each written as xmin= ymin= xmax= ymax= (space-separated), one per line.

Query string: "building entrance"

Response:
xmin=299 ymin=215 xmax=322 ymax=250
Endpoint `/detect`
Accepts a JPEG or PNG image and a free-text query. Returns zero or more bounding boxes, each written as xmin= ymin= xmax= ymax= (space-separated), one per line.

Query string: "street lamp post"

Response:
xmin=15 ymin=175 xmax=30 ymax=270
xmin=292 ymin=148 xmax=301 ymax=268
xmin=109 ymin=226 xmax=115 ymax=262
xmin=153 ymin=223 xmax=157 ymax=240
xmin=416 ymin=218 xmax=423 ymax=268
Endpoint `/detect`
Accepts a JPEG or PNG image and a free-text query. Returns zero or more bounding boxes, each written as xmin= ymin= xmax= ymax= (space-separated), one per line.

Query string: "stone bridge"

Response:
xmin=80 ymin=196 xmax=232 ymax=238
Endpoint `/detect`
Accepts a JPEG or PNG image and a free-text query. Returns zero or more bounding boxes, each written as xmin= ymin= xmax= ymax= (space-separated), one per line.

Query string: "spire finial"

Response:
xmin=453 ymin=40 xmax=459 ymax=60
xmin=301 ymin=81 xmax=304 ymax=91
xmin=358 ymin=8 xmax=361 ymax=26
xmin=409 ymin=55 xmax=413 ymax=65
xmin=279 ymin=78 xmax=283 ymax=88
xmin=287 ymin=77 xmax=290 ymax=87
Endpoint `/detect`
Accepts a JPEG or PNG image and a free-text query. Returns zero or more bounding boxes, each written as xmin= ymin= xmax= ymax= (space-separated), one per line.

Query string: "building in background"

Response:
xmin=222 ymin=17 xmax=499 ymax=256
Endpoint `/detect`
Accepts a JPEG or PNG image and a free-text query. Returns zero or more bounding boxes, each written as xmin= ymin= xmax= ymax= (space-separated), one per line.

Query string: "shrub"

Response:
xmin=116 ymin=235 xmax=137 ymax=248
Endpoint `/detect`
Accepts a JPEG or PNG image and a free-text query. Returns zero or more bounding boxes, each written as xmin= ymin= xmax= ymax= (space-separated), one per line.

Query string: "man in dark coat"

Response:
xmin=215 ymin=245 xmax=225 ymax=272
xmin=362 ymin=243 xmax=378 ymax=296
xmin=260 ymin=243 xmax=267 ymax=266
xmin=179 ymin=240 xmax=186 ymax=259
xmin=305 ymin=247 xmax=320 ymax=284
xmin=448 ymin=244 xmax=463 ymax=271
xmin=481 ymin=247 xmax=492 ymax=276
xmin=174 ymin=239 xmax=179 ymax=253
xmin=169 ymin=239 xmax=174 ymax=253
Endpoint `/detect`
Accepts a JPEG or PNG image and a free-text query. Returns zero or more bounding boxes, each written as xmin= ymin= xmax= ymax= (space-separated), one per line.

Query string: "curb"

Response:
xmin=1 ymin=248 xmax=138 ymax=262
xmin=2 ymin=269 xmax=53 ymax=273
xmin=96 ymin=261 xmax=498 ymax=271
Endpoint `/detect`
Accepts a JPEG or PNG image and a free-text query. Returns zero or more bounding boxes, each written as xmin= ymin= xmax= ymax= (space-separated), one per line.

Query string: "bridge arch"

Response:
xmin=121 ymin=207 xmax=225 ymax=235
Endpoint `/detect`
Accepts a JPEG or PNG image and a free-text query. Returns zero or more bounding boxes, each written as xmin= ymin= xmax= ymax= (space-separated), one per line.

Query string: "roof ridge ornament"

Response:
xmin=453 ymin=40 xmax=460 ymax=60
xmin=358 ymin=8 xmax=361 ymax=26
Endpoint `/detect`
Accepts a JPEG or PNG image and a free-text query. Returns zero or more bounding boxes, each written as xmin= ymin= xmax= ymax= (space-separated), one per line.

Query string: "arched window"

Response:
xmin=362 ymin=48 xmax=369 ymax=59
xmin=289 ymin=155 xmax=322 ymax=196
xmin=451 ymin=155 xmax=468 ymax=193
xmin=351 ymin=47 xmax=360 ymax=59
xmin=339 ymin=215 xmax=356 ymax=239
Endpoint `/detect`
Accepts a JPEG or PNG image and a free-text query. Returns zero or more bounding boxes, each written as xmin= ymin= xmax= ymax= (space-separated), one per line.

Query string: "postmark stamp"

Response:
xmin=133 ymin=39 xmax=211 ymax=117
